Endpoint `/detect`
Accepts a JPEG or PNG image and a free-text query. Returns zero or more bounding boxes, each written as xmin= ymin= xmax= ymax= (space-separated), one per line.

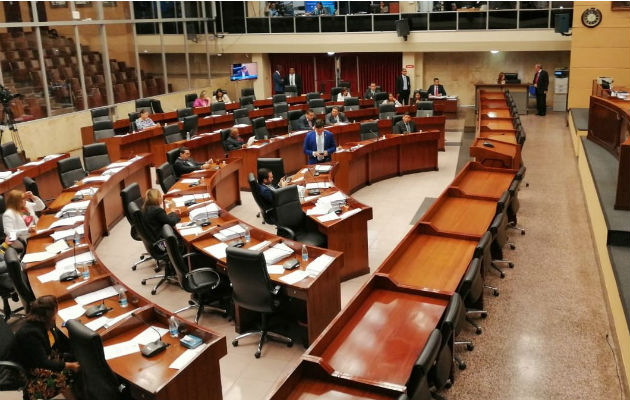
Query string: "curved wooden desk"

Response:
xmin=0 ymin=153 xmax=68 ymax=199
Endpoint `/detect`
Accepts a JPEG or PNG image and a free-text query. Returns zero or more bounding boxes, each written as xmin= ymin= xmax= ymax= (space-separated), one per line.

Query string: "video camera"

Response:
xmin=0 ymin=85 xmax=21 ymax=108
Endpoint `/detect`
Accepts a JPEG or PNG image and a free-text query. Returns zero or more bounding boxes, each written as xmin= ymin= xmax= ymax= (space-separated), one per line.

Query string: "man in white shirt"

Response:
xmin=284 ymin=67 xmax=303 ymax=95
xmin=396 ymin=68 xmax=411 ymax=105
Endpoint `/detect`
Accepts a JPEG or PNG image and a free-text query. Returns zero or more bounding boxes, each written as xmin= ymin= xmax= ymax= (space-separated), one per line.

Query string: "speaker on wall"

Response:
xmin=395 ymin=19 xmax=410 ymax=41
xmin=554 ymin=13 xmax=571 ymax=34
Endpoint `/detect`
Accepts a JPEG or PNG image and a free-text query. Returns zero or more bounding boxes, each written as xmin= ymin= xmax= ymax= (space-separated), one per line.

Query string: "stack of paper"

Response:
xmin=50 ymin=225 xmax=84 ymax=242
xmin=278 ymin=270 xmax=309 ymax=284
xmin=306 ymin=182 xmax=332 ymax=190
xmin=56 ymin=252 xmax=95 ymax=271
xmin=74 ymin=286 xmax=118 ymax=306
xmin=75 ymin=187 xmax=98 ymax=197
xmin=101 ymin=167 xmax=124 ymax=176
xmin=106 ymin=161 xmax=132 ymax=169
xmin=172 ymin=193 xmax=210 ymax=207
xmin=317 ymin=212 xmax=340 ymax=223
xmin=45 ymin=240 xmax=70 ymax=254
xmin=0 ymin=171 xmax=14 ymax=181
xmin=189 ymin=203 xmax=220 ymax=222
xmin=47 ymin=216 xmax=85 ymax=230
xmin=213 ymin=225 xmax=246 ymax=242
xmin=249 ymin=240 xmax=271 ymax=251
xmin=178 ymin=226 xmax=203 ymax=236
xmin=305 ymin=254 xmax=335 ymax=277
xmin=315 ymin=165 xmax=332 ymax=173
xmin=85 ymin=309 xmax=135 ymax=331
xmin=58 ymin=304 xmax=86 ymax=322
xmin=204 ymin=242 xmax=228 ymax=259
xmin=22 ymin=252 xmax=56 ymax=264
xmin=83 ymin=175 xmax=110 ymax=183
xmin=263 ymin=243 xmax=294 ymax=265
xmin=55 ymin=200 xmax=90 ymax=218
xmin=340 ymin=208 xmax=361 ymax=220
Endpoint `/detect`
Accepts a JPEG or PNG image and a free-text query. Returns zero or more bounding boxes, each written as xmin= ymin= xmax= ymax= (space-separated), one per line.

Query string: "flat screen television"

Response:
xmin=230 ymin=62 xmax=258 ymax=81
xmin=304 ymin=1 xmax=336 ymax=14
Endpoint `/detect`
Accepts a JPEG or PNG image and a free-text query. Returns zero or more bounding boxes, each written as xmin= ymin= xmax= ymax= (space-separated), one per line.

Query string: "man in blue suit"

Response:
xmin=303 ymin=119 xmax=336 ymax=164
xmin=273 ymin=65 xmax=284 ymax=94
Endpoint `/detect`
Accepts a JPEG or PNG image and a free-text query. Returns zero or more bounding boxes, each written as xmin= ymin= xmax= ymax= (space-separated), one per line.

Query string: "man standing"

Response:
xmin=364 ymin=82 xmax=379 ymax=100
xmin=427 ymin=78 xmax=446 ymax=97
xmin=533 ymin=64 xmax=549 ymax=116
xmin=396 ymin=68 xmax=411 ymax=105
xmin=303 ymin=119 xmax=337 ymax=164
xmin=297 ymin=109 xmax=316 ymax=130
xmin=273 ymin=65 xmax=284 ymax=94
xmin=284 ymin=67 xmax=303 ymax=95
xmin=326 ymin=106 xmax=348 ymax=125
xmin=392 ymin=113 xmax=416 ymax=134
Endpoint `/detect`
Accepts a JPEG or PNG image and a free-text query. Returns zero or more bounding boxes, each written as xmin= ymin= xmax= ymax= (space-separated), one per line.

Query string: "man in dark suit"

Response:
xmin=427 ymin=77 xmax=447 ymax=97
xmin=364 ymin=82 xmax=379 ymax=100
xmin=223 ymin=127 xmax=244 ymax=151
xmin=273 ymin=65 xmax=284 ymax=94
xmin=257 ymin=167 xmax=287 ymax=207
xmin=533 ymin=63 xmax=549 ymax=116
xmin=173 ymin=147 xmax=211 ymax=176
xmin=325 ymin=107 xmax=348 ymax=125
xmin=297 ymin=109 xmax=316 ymax=130
xmin=392 ymin=113 xmax=416 ymax=134
xmin=284 ymin=67 xmax=303 ymax=95
xmin=303 ymin=119 xmax=337 ymax=164
xmin=396 ymin=68 xmax=411 ymax=105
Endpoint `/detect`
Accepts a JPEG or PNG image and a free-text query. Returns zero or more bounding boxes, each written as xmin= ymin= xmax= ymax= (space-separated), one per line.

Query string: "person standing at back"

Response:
xmin=284 ymin=67 xmax=303 ymax=95
xmin=533 ymin=64 xmax=549 ymax=116
xmin=396 ymin=68 xmax=411 ymax=105
xmin=273 ymin=65 xmax=284 ymax=94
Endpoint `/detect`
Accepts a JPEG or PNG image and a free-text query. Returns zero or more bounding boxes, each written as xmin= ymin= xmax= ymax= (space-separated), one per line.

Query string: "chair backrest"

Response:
xmin=308 ymin=98 xmax=325 ymax=114
xmin=391 ymin=114 xmax=403 ymax=126
xmin=272 ymin=185 xmax=304 ymax=231
xmin=135 ymin=98 xmax=153 ymax=113
xmin=373 ymin=91 xmax=388 ymax=106
xmin=284 ymin=85 xmax=297 ymax=97
xmin=127 ymin=202 xmax=162 ymax=257
xmin=239 ymin=95 xmax=255 ymax=111
xmin=490 ymin=212 xmax=509 ymax=250
xmin=474 ymin=230 xmax=492 ymax=275
xmin=166 ymin=148 xmax=181 ymax=170
xmin=248 ymin=173 xmax=275 ymax=224
xmin=22 ymin=177 xmax=40 ymax=198
xmin=233 ymin=108 xmax=252 ymax=125
xmin=515 ymin=165 xmax=526 ymax=181
xmin=405 ymin=329 xmax=441 ymax=400
xmin=120 ymin=182 xmax=142 ymax=224
xmin=343 ymin=97 xmax=360 ymax=111
xmin=57 ymin=156 xmax=87 ymax=188
xmin=360 ymin=121 xmax=379 ymax=141
xmin=0 ymin=195 xmax=5 ymax=243
xmin=241 ymin=87 xmax=255 ymax=99
xmin=378 ymin=103 xmax=396 ymax=120
xmin=161 ymin=224 xmax=191 ymax=289
xmin=211 ymin=102 xmax=226 ymax=115
xmin=156 ymin=162 xmax=177 ymax=192
xmin=496 ymin=190 xmax=511 ymax=214
xmin=257 ymin=158 xmax=285 ymax=187
xmin=221 ymin=128 xmax=231 ymax=153
xmin=66 ymin=320 xmax=122 ymax=400
xmin=182 ymin=114 xmax=199 ymax=136
xmin=288 ymin=110 xmax=304 ymax=130
xmin=305 ymin=92 xmax=320 ymax=101
xmin=128 ymin=112 xmax=140 ymax=131
xmin=90 ymin=107 xmax=110 ymax=123
xmin=176 ymin=107 xmax=193 ymax=121
xmin=272 ymin=94 xmax=286 ymax=104
xmin=0 ymin=142 xmax=24 ymax=169
xmin=330 ymin=86 xmax=343 ymax=99
xmin=163 ymin=124 xmax=184 ymax=144
xmin=273 ymin=102 xmax=288 ymax=119
xmin=5 ymin=247 xmax=35 ymax=314
xmin=416 ymin=110 xmax=434 ymax=117
xmin=226 ymin=247 xmax=275 ymax=313
xmin=417 ymin=101 xmax=433 ymax=110
xmin=92 ymin=120 xmax=115 ymax=141
xmin=441 ymin=292 xmax=465 ymax=342
xmin=252 ymin=117 xmax=269 ymax=140
xmin=458 ymin=257 xmax=483 ymax=308
xmin=508 ymin=180 xmax=520 ymax=217
xmin=184 ymin=93 xmax=198 ymax=108
xmin=82 ymin=143 xmax=111 ymax=173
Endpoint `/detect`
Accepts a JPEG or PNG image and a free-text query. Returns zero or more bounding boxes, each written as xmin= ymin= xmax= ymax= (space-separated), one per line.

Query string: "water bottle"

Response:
xmin=168 ymin=316 xmax=179 ymax=337
xmin=118 ymin=287 xmax=128 ymax=308
xmin=186 ymin=131 xmax=191 ymax=141
xmin=243 ymin=226 xmax=251 ymax=243
xmin=301 ymin=244 xmax=308 ymax=261
xmin=81 ymin=263 xmax=90 ymax=280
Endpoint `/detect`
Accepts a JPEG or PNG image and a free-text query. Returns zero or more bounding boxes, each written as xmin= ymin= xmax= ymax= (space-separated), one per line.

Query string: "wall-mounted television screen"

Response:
xmin=304 ymin=1 xmax=336 ymax=14
xmin=230 ymin=62 xmax=258 ymax=81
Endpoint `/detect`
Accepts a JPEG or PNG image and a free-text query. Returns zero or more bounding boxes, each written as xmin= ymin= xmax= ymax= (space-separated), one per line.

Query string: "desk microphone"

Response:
xmin=131 ymin=312 xmax=169 ymax=358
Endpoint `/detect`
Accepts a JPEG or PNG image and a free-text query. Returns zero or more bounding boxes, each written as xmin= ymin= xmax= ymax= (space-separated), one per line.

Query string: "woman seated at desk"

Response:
xmin=383 ymin=92 xmax=401 ymax=106
xmin=12 ymin=295 xmax=80 ymax=400
xmin=135 ymin=109 xmax=156 ymax=131
xmin=142 ymin=189 xmax=181 ymax=234
xmin=336 ymin=87 xmax=351 ymax=102
xmin=412 ymin=91 xmax=423 ymax=107
xmin=2 ymin=189 xmax=45 ymax=252
xmin=193 ymin=90 xmax=211 ymax=108
xmin=497 ymin=72 xmax=506 ymax=85
xmin=212 ymin=88 xmax=232 ymax=104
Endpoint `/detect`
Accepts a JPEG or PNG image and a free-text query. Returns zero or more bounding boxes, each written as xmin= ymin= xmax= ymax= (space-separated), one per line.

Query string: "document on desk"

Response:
xmin=45 ymin=239 xmax=70 ymax=254
xmin=204 ymin=242 xmax=228 ymax=259
xmin=169 ymin=344 xmax=208 ymax=370
xmin=340 ymin=208 xmax=361 ymax=220
xmin=266 ymin=264 xmax=285 ymax=275
xmin=317 ymin=212 xmax=340 ymax=223
xmin=104 ymin=341 xmax=140 ymax=360
xmin=56 ymin=251 xmax=95 ymax=271
xmin=101 ymin=167 xmax=124 ymax=176
xmin=213 ymin=225 xmax=245 ymax=241
xmin=100 ymin=309 xmax=136 ymax=330
xmin=263 ymin=243 xmax=294 ymax=265
xmin=105 ymin=161 xmax=132 ymax=169
xmin=22 ymin=160 xmax=45 ymax=167
xmin=306 ymin=182 xmax=332 ymax=189
xmin=305 ymin=254 xmax=335 ymax=277
xmin=58 ymin=304 xmax=86 ymax=322
xmin=83 ymin=175 xmax=110 ymax=183
xmin=50 ymin=225 xmax=84 ymax=242
xmin=314 ymin=165 xmax=332 ymax=173
xmin=48 ymin=216 xmax=85 ymax=229
xmin=249 ymin=240 xmax=271 ymax=252
xmin=179 ymin=226 xmax=203 ymax=236
xmin=131 ymin=326 xmax=168 ymax=346
xmin=306 ymin=205 xmax=330 ymax=216
xmin=279 ymin=270 xmax=309 ymax=285
xmin=74 ymin=286 xmax=118 ymax=306
xmin=22 ymin=251 xmax=55 ymax=264
xmin=55 ymin=200 xmax=90 ymax=218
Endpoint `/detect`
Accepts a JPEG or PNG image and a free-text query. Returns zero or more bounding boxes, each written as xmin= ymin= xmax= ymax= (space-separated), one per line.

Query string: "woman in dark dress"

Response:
xmin=142 ymin=188 xmax=181 ymax=235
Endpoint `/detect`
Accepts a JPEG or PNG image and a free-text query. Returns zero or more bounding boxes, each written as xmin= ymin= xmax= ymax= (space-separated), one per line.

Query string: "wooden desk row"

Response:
xmin=0 ymin=153 xmax=68 ymax=199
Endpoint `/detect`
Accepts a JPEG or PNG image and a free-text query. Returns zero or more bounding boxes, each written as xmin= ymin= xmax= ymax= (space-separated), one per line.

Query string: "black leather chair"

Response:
xmin=176 ymin=107 xmax=193 ymax=121
xmin=378 ymin=103 xmax=396 ymax=120
xmin=272 ymin=186 xmax=327 ymax=247
xmin=284 ymin=85 xmax=297 ymax=97
xmin=248 ymin=173 xmax=276 ymax=225
xmin=82 ymin=143 xmax=111 ymax=173
xmin=373 ymin=91 xmax=388 ymax=107
xmin=135 ymin=98 xmax=153 ymax=113
xmin=92 ymin=120 xmax=115 ymax=141
xmin=440 ymin=292 xmax=473 ymax=371
xmin=162 ymin=225 xmax=226 ymax=323
xmin=120 ymin=183 xmax=154 ymax=271
xmin=273 ymin=102 xmax=288 ymax=119
xmin=457 ymin=258 xmax=488 ymax=335
xmin=272 ymin=94 xmax=286 ymax=104
xmin=233 ymin=108 xmax=252 ymax=125
xmin=156 ymin=162 xmax=177 ymax=193
xmin=66 ymin=320 xmax=128 ymax=400
xmin=128 ymin=202 xmax=176 ymax=295
xmin=5 ymin=248 xmax=35 ymax=314
xmin=226 ymin=247 xmax=293 ymax=358
xmin=489 ymin=211 xmax=514 ymax=276
xmin=360 ymin=121 xmax=379 ymax=141
xmin=182 ymin=114 xmax=199 ymax=137
xmin=0 ymin=259 xmax=20 ymax=320
xmin=239 ymin=95 xmax=255 ymax=111
xmin=163 ymin=124 xmax=184 ymax=144
xmin=0 ymin=142 xmax=24 ymax=169
xmin=90 ymin=107 xmax=110 ymax=123
xmin=287 ymin=110 xmax=304 ymax=131
xmin=57 ymin=157 xmax=87 ymax=188
xmin=391 ymin=114 xmax=403 ymax=127
xmin=252 ymin=117 xmax=269 ymax=140
xmin=404 ymin=329 xmax=441 ymax=400
xmin=474 ymin=231 xmax=501 ymax=293
xmin=185 ymin=92 xmax=198 ymax=108
xmin=330 ymin=86 xmax=343 ymax=100
xmin=0 ymin=317 xmax=28 ymax=393
xmin=257 ymin=158 xmax=285 ymax=187
xmin=517 ymin=126 xmax=526 ymax=146
xmin=416 ymin=101 xmax=434 ymax=117
xmin=308 ymin=98 xmax=325 ymax=115
xmin=305 ymin=92 xmax=320 ymax=101
xmin=128 ymin=111 xmax=140 ymax=131
xmin=241 ymin=87 xmax=255 ymax=99
xmin=343 ymin=97 xmax=360 ymax=111
xmin=220 ymin=128 xmax=231 ymax=155
xmin=22 ymin=177 xmax=40 ymax=200
xmin=507 ymin=179 xmax=525 ymax=234
xmin=211 ymin=102 xmax=227 ymax=116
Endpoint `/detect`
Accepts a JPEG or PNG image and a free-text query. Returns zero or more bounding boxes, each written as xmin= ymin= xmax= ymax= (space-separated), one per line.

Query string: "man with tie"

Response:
xmin=427 ymin=77 xmax=447 ymax=97
xmin=392 ymin=113 xmax=416 ymax=134
xmin=297 ymin=109 xmax=316 ymax=130
xmin=273 ymin=65 xmax=284 ymax=94
xmin=284 ymin=67 xmax=303 ymax=95
xmin=303 ymin=119 xmax=337 ymax=164
xmin=396 ymin=68 xmax=411 ymax=105
xmin=533 ymin=63 xmax=549 ymax=116
xmin=325 ymin=107 xmax=348 ymax=125
xmin=173 ymin=147 xmax=212 ymax=176
xmin=364 ymin=82 xmax=379 ymax=100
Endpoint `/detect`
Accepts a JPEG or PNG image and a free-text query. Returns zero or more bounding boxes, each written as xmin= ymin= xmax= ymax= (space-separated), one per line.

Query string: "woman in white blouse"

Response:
xmin=212 ymin=88 xmax=232 ymax=104
xmin=3 ymin=189 xmax=45 ymax=242
xmin=336 ymin=87 xmax=351 ymax=102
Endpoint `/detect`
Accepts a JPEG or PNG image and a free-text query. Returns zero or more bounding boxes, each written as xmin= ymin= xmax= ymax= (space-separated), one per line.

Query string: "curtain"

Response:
xmin=339 ymin=55 xmax=359 ymax=94
xmin=357 ymin=53 xmax=401 ymax=95
xmin=269 ymin=54 xmax=316 ymax=94
xmin=314 ymin=54 xmax=335 ymax=94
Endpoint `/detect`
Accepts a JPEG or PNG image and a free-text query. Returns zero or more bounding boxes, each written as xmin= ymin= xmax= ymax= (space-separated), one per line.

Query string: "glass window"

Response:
xmin=161 ymin=1 xmax=183 ymax=34
xmin=78 ymin=25 xmax=107 ymax=109
xmin=519 ymin=9 xmax=549 ymax=28
xmin=489 ymin=2 xmax=517 ymax=10
xmin=165 ymin=54 xmax=187 ymax=93
xmin=373 ymin=14 xmax=398 ymax=31
xmin=403 ymin=13 xmax=428 ymax=30
xmin=104 ymin=1 xmax=131 ymax=20
xmin=221 ymin=2 xmax=246 ymax=34
xmin=347 ymin=15 xmax=372 ymax=32
xmin=139 ymin=52 xmax=166 ymax=97
xmin=134 ymin=1 xmax=158 ymax=35
xmin=295 ymin=16 xmax=319 ymax=32
xmin=46 ymin=1 xmax=73 ymax=22
xmin=458 ymin=11 xmax=486 ymax=29
xmin=108 ymin=24 xmax=140 ymax=104
xmin=551 ymin=1 xmax=573 ymax=9
xmin=272 ymin=16 xmax=296 ymax=32
xmin=429 ymin=12 xmax=457 ymax=30
xmin=519 ymin=2 xmax=550 ymax=9
xmin=489 ymin=10 xmax=518 ymax=29
xmin=247 ymin=18 xmax=270 ymax=33
xmin=321 ymin=16 xmax=346 ymax=32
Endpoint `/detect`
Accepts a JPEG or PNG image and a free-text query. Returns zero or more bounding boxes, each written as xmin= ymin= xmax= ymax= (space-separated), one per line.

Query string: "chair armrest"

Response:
xmin=276 ymin=225 xmax=296 ymax=239
xmin=186 ymin=267 xmax=220 ymax=289
xmin=182 ymin=252 xmax=199 ymax=259
xmin=0 ymin=360 xmax=28 ymax=389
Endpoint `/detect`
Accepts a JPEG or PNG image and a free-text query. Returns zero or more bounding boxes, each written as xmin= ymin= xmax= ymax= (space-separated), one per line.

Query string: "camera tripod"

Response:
xmin=0 ymin=103 xmax=24 ymax=152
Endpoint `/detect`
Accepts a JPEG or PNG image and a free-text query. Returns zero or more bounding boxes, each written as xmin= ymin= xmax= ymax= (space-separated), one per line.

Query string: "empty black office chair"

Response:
xmin=5 ymin=247 xmax=35 ymax=314
xmin=373 ymin=92 xmax=388 ymax=107
xmin=90 ymin=107 xmax=110 ymax=123
xmin=474 ymin=231 xmax=501 ymax=294
xmin=257 ymin=158 xmax=285 ymax=187
xmin=419 ymin=90 xmax=429 ymax=100
xmin=0 ymin=259 xmax=20 ymax=321
xmin=57 ymin=157 xmax=87 ymax=188
xmin=507 ymin=179 xmax=525 ymax=234
xmin=272 ymin=94 xmax=286 ymax=104
xmin=182 ymin=114 xmax=199 ymax=137
xmin=252 ymin=117 xmax=269 ymax=140
xmin=457 ymin=258 xmax=489 ymax=335
xmin=121 ymin=183 xmax=154 ymax=271
xmin=128 ymin=203 xmax=176 ymax=295
xmin=211 ymin=102 xmax=227 ymax=116
xmin=272 ymin=186 xmax=327 ymax=247
xmin=248 ymin=173 xmax=276 ymax=225
xmin=163 ymin=124 xmax=184 ymax=144
xmin=339 ymin=81 xmax=351 ymax=89
xmin=185 ymin=92 xmax=198 ymax=108
xmin=378 ymin=103 xmax=396 ymax=120
xmin=176 ymin=107 xmax=193 ymax=121
xmin=92 ymin=120 xmax=115 ymax=141
xmin=0 ymin=142 xmax=24 ymax=169
xmin=239 ymin=95 xmax=255 ymax=111
xmin=0 ymin=317 xmax=28 ymax=392
xmin=241 ymin=87 xmax=255 ymax=99
xmin=233 ymin=108 xmax=252 ymax=125
xmin=343 ymin=97 xmax=360 ymax=111
xmin=308 ymin=98 xmax=325 ymax=115
xmin=273 ymin=102 xmax=288 ymax=119
xmin=330 ymin=86 xmax=343 ymax=100
xmin=284 ymin=85 xmax=297 ymax=98
xmin=128 ymin=111 xmax=140 ymax=131
xmin=416 ymin=101 xmax=434 ymax=117
xmin=156 ymin=162 xmax=177 ymax=193
xmin=135 ymin=98 xmax=153 ymax=113
xmin=66 ymin=320 xmax=128 ymax=400
xmin=360 ymin=121 xmax=379 ymax=141
xmin=517 ymin=126 xmax=526 ymax=146
xmin=226 ymin=247 xmax=293 ymax=358
xmin=305 ymin=92 xmax=320 ymax=101
xmin=489 ymin=211 xmax=514 ymax=277
xmin=162 ymin=225 xmax=227 ymax=323
xmin=404 ymin=329 xmax=442 ymax=400
xmin=440 ymin=292 xmax=473 ymax=371
xmin=287 ymin=110 xmax=304 ymax=131
xmin=82 ymin=143 xmax=111 ymax=173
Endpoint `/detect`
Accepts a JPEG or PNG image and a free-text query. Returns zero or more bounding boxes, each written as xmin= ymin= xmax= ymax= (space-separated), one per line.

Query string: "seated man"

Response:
xmin=364 ymin=82 xmax=379 ymax=100
xmin=173 ymin=146 xmax=212 ymax=176
xmin=297 ymin=109 xmax=316 ymax=130
xmin=325 ymin=106 xmax=348 ymax=125
xmin=303 ymin=119 xmax=336 ymax=165
xmin=257 ymin=167 xmax=288 ymax=208
xmin=392 ymin=113 xmax=416 ymax=134
xmin=427 ymin=77 xmax=447 ymax=97
xmin=135 ymin=109 xmax=156 ymax=131
xmin=224 ymin=127 xmax=244 ymax=151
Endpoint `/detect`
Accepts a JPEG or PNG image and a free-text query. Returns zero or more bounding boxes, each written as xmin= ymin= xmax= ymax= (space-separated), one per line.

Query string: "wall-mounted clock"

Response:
xmin=581 ymin=7 xmax=602 ymax=28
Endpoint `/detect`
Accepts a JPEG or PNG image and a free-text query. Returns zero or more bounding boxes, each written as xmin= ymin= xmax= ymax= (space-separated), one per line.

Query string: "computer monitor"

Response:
xmin=504 ymin=73 xmax=518 ymax=81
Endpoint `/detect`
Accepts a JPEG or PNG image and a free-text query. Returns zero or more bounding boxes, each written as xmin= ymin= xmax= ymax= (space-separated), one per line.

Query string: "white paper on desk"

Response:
xmin=299 ymin=168 xmax=308 ymax=174
xmin=340 ymin=208 xmax=361 ymax=220
xmin=44 ymin=154 xmax=63 ymax=160
xmin=106 ymin=161 xmax=132 ymax=169
xmin=179 ymin=226 xmax=202 ymax=236
xmin=66 ymin=280 xmax=88 ymax=290
xmin=45 ymin=239 xmax=70 ymax=254
xmin=249 ymin=240 xmax=271 ymax=252
xmin=103 ymin=309 xmax=136 ymax=329
xmin=55 ymin=200 xmax=90 ymax=218
xmin=131 ymin=326 xmax=168 ymax=346
xmin=22 ymin=160 xmax=45 ymax=167
xmin=279 ymin=270 xmax=309 ymax=285
xmin=74 ymin=286 xmax=118 ymax=306
xmin=48 ymin=216 xmax=85 ymax=229
xmin=169 ymin=344 xmax=208 ymax=370
xmin=263 ymin=243 xmax=294 ymax=265
xmin=101 ymin=167 xmax=124 ymax=176
xmin=213 ymin=225 xmax=245 ymax=242
xmin=204 ymin=242 xmax=228 ymax=259
xmin=315 ymin=165 xmax=332 ymax=173
xmin=103 ymin=341 xmax=140 ymax=360
xmin=247 ymin=144 xmax=263 ymax=149
xmin=172 ymin=193 xmax=210 ymax=207
xmin=304 ymin=194 xmax=321 ymax=203
xmin=306 ymin=205 xmax=330 ymax=216
xmin=180 ymin=178 xmax=200 ymax=184
xmin=305 ymin=254 xmax=335 ymax=277
xmin=56 ymin=252 xmax=94 ymax=271
xmin=0 ymin=171 xmax=13 ymax=180
xmin=22 ymin=252 xmax=55 ymax=263
xmin=50 ymin=225 xmax=84 ymax=242
xmin=233 ymin=123 xmax=249 ymax=128
xmin=266 ymin=264 xmax=285 ymax=275
xmin=305 ymin=182 xmax=332 ymax=190
xmin=58 ymin=304 xmax=85 ymax=322
xmin=317 ymin=212 xmax=340 ymax=223
xmin=37 ymin=269 xmax=65 ymax=283
xmin=83 ymin=175 xmax=110 ymax=183
xmin=85 ymin=316 xmax=109 ymax=331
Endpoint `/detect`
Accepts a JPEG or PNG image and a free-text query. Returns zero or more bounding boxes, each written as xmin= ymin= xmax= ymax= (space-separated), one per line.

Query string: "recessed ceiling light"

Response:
xmin=490 ymin=50 xmax=500 ymax=54
xmin=327 ymin=51 xmax=335 ymax=56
